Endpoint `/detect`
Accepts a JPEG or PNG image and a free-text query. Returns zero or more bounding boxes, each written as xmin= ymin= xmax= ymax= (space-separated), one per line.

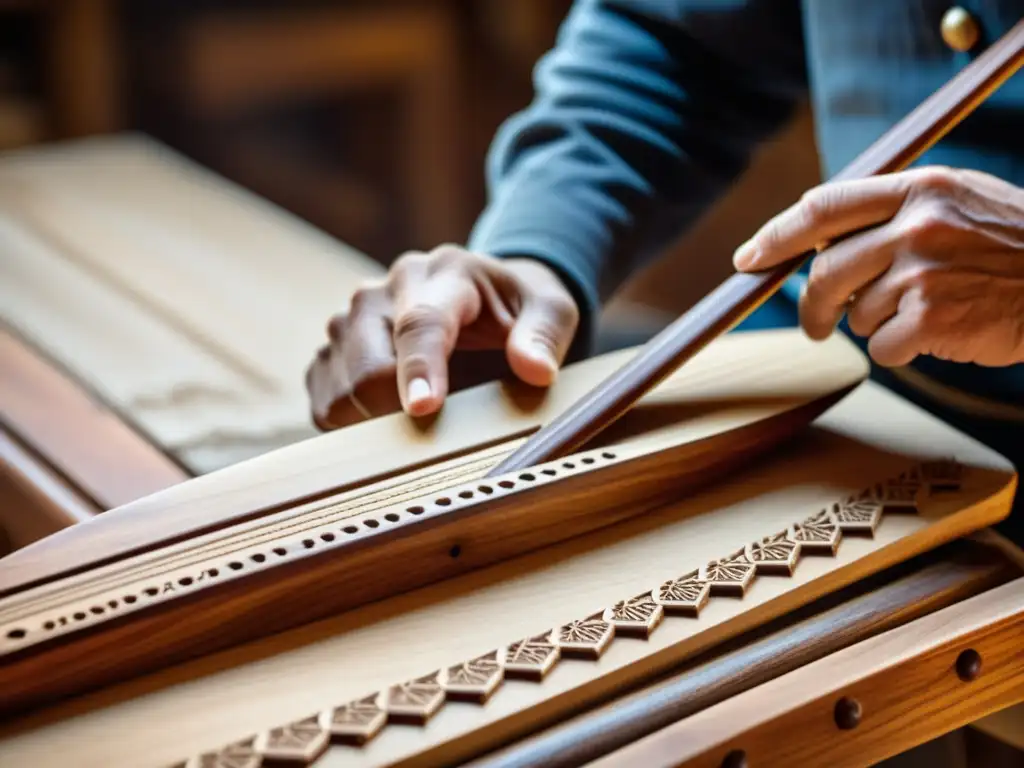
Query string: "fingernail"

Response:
xmin=407 ymin=377 xmax=432 ymax=408
xmin=733 ymin=239 xmax=759 ymax=270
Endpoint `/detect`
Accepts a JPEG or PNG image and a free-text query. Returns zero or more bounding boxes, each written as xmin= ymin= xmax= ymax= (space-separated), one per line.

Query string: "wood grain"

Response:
xmin=0 ymin=329 xmax=869 ymax=596
xmin=489 ymin=17 xmax=1024 ymax=476
xmin=464 ymin=538 xmax=1020 ymax=768
xmin=592 ymin=576 xmax=1024 ymax=768
xmin=0 ymin=325 xmax=188 ymax=510
xmin=0 ymin=134 xmax=384 ymax=474
xmin=0 ymin=385 xmax=847 ymax=716
xmin=0 ymin=381 xmax=1014 ymax=768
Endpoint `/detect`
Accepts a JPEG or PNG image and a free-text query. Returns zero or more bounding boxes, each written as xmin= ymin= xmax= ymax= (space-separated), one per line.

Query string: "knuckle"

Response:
xmin=913 ymin=165 xmax=959 ymax=195
xmin=900 ymin=203 xmax=954 ymax=248
xmin=799 ymin=187 xmax=832 ymax=226
xmin=393 ymin=304 xmax=453 ymax=341
xmin=430 ymin=243 xmax=469 ymax=264
xmin=390 ymin=250 xmax=428 ymax=276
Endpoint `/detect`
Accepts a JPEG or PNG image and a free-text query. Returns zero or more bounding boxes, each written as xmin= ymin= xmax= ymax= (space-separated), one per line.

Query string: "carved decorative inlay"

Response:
xmin=704 ymin=550 xmax=756 ymax=596
xmin=255 ymin=715 xmax=329 ymax=764
xmin=386 ymin=672 xmax=445 ymax=724
xmin=746 ymin=531 xmax=801 ymax=575
xmin=169 ymin=460 xmax=963 ymax=766
xmin=877 ymin=469 xmax=922 ymax=509
xmin=328 ymin=695 xmax=386 ymax=745
xmin=657 ymin=571 xmax=711 ymax=616
xmin=184 ymin=737 xmax=261 ymax=768
xmin=789 ymin=510 xmax=841 ymax=555
xmin=505 ymin=633 xmax=560 ymax=680
xmin=832 ymin=493 xmax=885 ymax=535
xmin=445 ymin=651 xmax=503 ymax=703
xmin=558 ymin=612 xmax=614 ymax=658
xmin=605 ymin=592 xmax=665 ymax=638
xmin=1 ymin=446 xmax=624 ymax=655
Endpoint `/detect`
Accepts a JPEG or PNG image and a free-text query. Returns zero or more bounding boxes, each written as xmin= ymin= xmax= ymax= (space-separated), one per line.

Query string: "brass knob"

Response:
xmin=941 ymin=6 xmax=980 ymax=52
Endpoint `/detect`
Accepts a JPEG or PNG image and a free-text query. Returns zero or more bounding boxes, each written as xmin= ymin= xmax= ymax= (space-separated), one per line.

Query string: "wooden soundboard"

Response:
xmin=0 ymin=343 xmax=1019 ymax=767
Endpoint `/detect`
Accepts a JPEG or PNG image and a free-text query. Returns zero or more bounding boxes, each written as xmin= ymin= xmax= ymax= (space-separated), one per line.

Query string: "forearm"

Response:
xmin=468 ymin=0 xmax=809 ymax=356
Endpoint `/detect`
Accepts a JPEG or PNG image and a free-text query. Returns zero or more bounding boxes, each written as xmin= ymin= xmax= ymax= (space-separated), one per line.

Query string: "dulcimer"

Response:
xmin=1 ymin=18 xmax=1023 ymax=768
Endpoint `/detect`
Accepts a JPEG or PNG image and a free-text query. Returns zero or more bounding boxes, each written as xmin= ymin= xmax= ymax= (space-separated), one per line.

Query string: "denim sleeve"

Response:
xmin=467 ymin=0 xmax=809 ymax=355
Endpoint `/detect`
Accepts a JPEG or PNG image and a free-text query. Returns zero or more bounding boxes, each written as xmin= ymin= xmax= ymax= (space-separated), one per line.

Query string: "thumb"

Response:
xmin=506 ymin=292 xmax=578 ymax=387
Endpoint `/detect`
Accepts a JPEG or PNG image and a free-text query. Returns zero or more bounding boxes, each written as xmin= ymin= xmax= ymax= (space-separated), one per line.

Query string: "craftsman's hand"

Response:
xmin=306 ymin=246 xmax=579 ymax=430
xmin=733 ymin=166 xmax=1024 ymax=368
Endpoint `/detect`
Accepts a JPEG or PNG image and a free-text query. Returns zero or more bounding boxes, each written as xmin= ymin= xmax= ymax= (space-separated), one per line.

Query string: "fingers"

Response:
xmin=341 ymin=286 xmax=400 ymax=417
xmin=391 ymin=258 xmax=482 ymax=416
xmin=306 ymin=340 xmax=364 ymax=429
xmin=797 ymin=223 xmax=899 ymax=339
xmin=734 ymin=174 xmax=913 ymax=271
xmin=506 ymin=290 xmax=579 ymax=386
xmin=868 ymin=292 xmax=931 ymax=367
xmin=846 ymin=263 xmax=912 ymax=339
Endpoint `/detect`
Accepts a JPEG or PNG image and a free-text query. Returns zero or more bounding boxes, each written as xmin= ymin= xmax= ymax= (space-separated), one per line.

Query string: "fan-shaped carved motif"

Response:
xmin=445 ymin=651 xmax=503 ymax=702
xmin=704 ymin=550 xmax=756 ymax=596
xmin=504 ymin=633 xmax=560 ymax=681
xmin=558 ymin=612 xmax=614 ymax=658
xmin=789 ymin=510 xmax=841 ymax=554
xmin=833 ymin=494 xmax=884 ymax=535
xmin=746 ymin=531 xmax=801 ymax=575
xmin=386 ymin=672 xmax=445 ymax=724
xmin=605 ymin=592 xmax=664 ymax=637
xmin=257 ymin=714 xmax=329 ymax=763
xmin=185 ymin=737 xmax=260 ymax=768
xmin=328 ymin=694 xmax=386 ymax=745
xmin=657 ymin=571 xmax=711 ymax=616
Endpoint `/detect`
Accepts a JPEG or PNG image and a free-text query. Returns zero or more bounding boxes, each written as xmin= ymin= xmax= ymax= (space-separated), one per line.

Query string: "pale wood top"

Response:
xmin=0 ymin=328 xmax=869 ymax=594
xmin=0 ymin=134 xmax=385 ymax=475
xmin=0 ymin=380 xmax=1014 ymax=768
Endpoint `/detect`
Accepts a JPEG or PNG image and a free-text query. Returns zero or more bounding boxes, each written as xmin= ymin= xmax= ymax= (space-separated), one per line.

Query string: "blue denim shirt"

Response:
xmin=467 ymin=0 xmax=1024 ymax=536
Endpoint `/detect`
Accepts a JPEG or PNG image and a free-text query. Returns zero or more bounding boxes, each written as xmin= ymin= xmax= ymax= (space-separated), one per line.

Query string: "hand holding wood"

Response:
xmin=734 ymin=167 xmax=1024 ymax=368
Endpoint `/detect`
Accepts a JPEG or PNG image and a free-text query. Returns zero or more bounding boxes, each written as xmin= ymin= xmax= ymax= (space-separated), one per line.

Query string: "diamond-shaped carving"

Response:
xmin=255 ymin=714 xmax=328 ymax=764
xmin=558 ymin=612 xmax=614 ymax=659
xmin=703 ymin=549 xmax=756 ymax=596
xmin=604 ymin=591 xmax=664 ymax=638
xmin=385 ymin=671 xmax=445 ymax=724
xmin=746 ymin=531 xmax=801 ymax=575
xmin=789 ymin=510 xmax=841 ymax=555
xmin=832 ymin=493 xmax=884 ymax=535
xmin=656 ymin=571 xmax=710 ymax=616
xmin=328 ymin=694 xmax=386 ymax=745
xmin=445 ymin=651 xmax=503 ymax=703
xmin=186 ymin=737 xmax=261 ymax=768
xmin=504 ymin=633 xmax=560 ymax=681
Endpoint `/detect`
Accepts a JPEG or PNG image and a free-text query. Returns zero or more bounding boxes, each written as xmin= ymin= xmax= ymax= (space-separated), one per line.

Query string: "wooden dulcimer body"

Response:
xmin=0 ymin=327 xmax=1020 ymax=768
